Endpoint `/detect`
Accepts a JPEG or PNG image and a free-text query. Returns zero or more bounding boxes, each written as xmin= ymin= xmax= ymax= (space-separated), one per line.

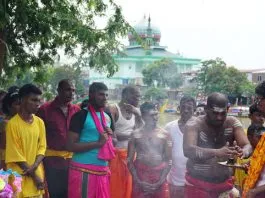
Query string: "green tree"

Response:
xmin=182 ymin=84 xmax=199 ymax=97
xmin=0 ymin=0 xmax=131 ymax=87
xmin=144 ymin=87 xmax=167 ymax=101
xmin=142 ymin=58 xmax=183 ymax=89
xmin=197 ymin=58 xmax=227 ymax=94
xmin=8 ymin=65 xmax=53 ymax=89
xmin=196 ymin=58 xmax=255 ymax=97
xmin=49 ymin=65 xmax=85 ymax=96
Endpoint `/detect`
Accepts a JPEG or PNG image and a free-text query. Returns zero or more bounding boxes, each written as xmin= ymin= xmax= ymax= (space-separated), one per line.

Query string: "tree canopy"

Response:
xmin=142 ymin=58 xmax=183 ymax=89
xmin=0 ymin=0 xmax=131 ymax=87
xmin=49 ymin=65 xmax=85 ymax=96
xmin=8 ymin=64 xmax=85 ymax=99
xmin=196 ymin=58 xmax=255 ymax=97
xmin=144 ymin=87 xmax=167 ymax=101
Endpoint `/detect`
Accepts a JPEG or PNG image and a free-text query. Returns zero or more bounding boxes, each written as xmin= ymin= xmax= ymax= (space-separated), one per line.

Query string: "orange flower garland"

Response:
xmin=243 ymin=134 xmax=265 ymax=197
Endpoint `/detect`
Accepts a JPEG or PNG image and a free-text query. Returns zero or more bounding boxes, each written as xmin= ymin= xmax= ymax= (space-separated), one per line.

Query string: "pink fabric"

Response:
xmin=132 ymin=161 xmax=169 ymax=198
xmin=0 ymin=184 xmax=13 ymax=198
xmin=70 ymin=161 xmax=110 ymax=173
xmin=88 ymin=105 xmax=115 ymax=160
xmin=68 ymin=161 xmax=110 ymax=198
xmin=185 ymin=174 xmax=233 ymax=198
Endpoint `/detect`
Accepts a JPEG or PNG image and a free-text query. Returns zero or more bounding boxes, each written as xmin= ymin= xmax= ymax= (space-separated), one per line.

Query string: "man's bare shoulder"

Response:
xmin=185 ymin=116 xmax=204 ymax=127
xmin=225 ymin=116 xmax=243 ymax=128
xmin=106 ymin=103 xmax=118 ymax=114
xmin=107 ymin=103 xmax=116 ymax=108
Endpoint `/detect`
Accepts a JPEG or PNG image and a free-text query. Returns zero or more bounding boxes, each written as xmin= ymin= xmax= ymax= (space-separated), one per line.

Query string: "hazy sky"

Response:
xmin=115 ymin=0 xmax=265 ymax=70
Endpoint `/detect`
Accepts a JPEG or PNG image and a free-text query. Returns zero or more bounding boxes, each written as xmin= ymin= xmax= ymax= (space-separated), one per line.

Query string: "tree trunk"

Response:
xmin=0 ymin=30 xmax=6 ymax=76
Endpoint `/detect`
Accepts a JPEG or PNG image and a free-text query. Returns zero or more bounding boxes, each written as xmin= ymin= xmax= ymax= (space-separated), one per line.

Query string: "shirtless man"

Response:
xmin=183 ymin=92 xmax=252 ymax=198
xmin=108 ymin=85 xmax=143 ymax=198
xmin=128 ymin=102 xmax=172 ymax=198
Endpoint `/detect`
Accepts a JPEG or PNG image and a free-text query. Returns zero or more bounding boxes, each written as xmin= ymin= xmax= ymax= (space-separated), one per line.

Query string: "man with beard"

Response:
xmin=66 ymin=82 xmax=115 ymax=198
xmin=165 ymin=96 xmax=196 ymax=197
xmin=37 ymin=79 xmax=80 ymax=198
xmin=183 ymin=92 xmax=252 ymax=198
xmin=108 ymin=85 xmax=143 ymax=198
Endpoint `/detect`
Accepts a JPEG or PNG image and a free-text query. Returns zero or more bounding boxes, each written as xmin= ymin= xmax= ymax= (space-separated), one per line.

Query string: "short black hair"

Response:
xmin=2 ymin=90 xmax=20 ymax=115
xmin=8 ymin=86 xmax=19 ymax=93
xmin=207 ymin=92 xmax=228 ymax=108
xmin=255 ymin=81 xmax=265 ymax=97
xmin=249 ymin=103 xmax=260 ymax=115
xmin=19 ymin=84 xmax=42 ymax=99
xmin=81 ymin=99 xmax=89 ymax=109
xmin=180 ymin=95 xmax=196 ymax=108
xmin=247 ymin=124 xmax=265 ymax=136
xmin=58 ymin=79 xmax=73 ymax=89
xmin=121 ymin=85 xmax=139 ymax=98
xmin=89 ymin=82 xmax=108 ymax=95
xmin=140 ymin=102 xmax=156 ymax=115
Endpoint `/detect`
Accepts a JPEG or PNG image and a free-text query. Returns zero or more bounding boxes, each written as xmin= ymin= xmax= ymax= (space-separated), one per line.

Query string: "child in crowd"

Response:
xmin=248 ymin=104 xmax=264 ymax=127
xmin=243 ymin=125 xmax=265 ymax=197
xmin=234 ymin=104 xmax=264 ymax=192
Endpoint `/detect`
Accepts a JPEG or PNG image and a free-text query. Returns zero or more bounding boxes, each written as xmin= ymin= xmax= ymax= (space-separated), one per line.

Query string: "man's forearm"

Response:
xmin=34 ymin=155 xmax=44 ymax=168
xmin=134 ymin=114 xmax=144 ymax=129
xmin=242 ymin=144 xmax=252 ymax=158
xmin=184 ymin=146 xmax=216 ymax=161
xmin=156 ymin=163 xmax=171 ymax=186
xmin=15 ymin=162 xmax=38 ymax=178
xmin=128 ymin=161 xmax=140 ymax=183
xmin=16 ymin=162 xmax=30 ymax=172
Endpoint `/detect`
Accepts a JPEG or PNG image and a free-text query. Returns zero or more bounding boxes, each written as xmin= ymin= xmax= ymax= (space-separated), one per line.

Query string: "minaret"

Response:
xmin=145 ymin=14 xmax=153 ymax=55
xmin=148 ymin=14 xmax=151 ymax=29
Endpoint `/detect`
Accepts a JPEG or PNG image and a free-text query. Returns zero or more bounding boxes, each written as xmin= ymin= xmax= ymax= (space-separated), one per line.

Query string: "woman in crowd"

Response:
xmin=0 ymin=88 xmax=20 ymax=169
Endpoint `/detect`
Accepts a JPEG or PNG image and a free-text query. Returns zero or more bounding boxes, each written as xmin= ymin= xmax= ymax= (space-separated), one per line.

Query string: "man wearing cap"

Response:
xmin=183 ymin=92 xmax=252 ymax=198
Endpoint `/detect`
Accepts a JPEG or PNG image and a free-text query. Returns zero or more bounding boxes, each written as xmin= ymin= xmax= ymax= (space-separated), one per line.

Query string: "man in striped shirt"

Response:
xmin=183 ymin=92 xmax=252 ymax=198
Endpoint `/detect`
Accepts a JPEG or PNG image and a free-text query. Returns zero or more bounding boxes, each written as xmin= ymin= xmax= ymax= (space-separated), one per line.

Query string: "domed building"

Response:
xmin=88 ymin=16 xmax=201 ymax=89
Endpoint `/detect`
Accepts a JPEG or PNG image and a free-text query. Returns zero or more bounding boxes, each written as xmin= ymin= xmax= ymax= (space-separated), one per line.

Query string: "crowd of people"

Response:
xmin=1 ymin=79 xmax=265 ymax=198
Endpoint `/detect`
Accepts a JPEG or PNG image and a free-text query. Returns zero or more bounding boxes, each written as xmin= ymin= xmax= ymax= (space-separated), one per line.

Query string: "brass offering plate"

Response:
xmin=218 ymin=161 xmax=244 ymax=169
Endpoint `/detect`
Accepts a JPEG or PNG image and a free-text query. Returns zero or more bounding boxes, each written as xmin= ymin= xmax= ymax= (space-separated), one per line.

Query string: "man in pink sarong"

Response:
xmin=66 ymin=82 xmax=114 ymax=198
xmin=128 ymin=102 xmax=172 ymax=198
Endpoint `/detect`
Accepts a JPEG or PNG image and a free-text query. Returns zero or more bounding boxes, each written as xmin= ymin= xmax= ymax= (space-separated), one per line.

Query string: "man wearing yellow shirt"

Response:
xmin=5 ymin=84 xmax=46 ymax=198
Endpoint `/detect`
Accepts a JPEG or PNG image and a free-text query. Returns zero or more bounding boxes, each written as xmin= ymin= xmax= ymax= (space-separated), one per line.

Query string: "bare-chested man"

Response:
xmin=108 ymin=85 xmax=143 ymax=198
xmin=128 ymin=102 xmax=172 ymax=198
xmin=183 ymin=92 xmax=252 ymax=198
